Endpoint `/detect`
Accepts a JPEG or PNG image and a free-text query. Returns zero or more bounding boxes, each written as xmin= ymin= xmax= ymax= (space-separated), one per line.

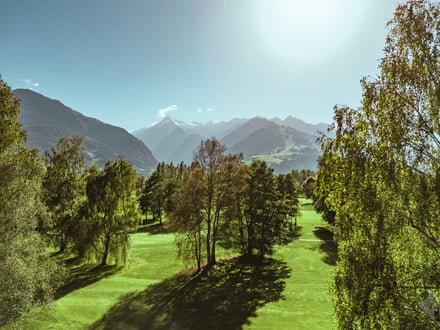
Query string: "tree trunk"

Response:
xmin=100 ymin=236 xmax=110 ymax=266
xmin=59 ymin=233 xmax=67 ymax=253
xmin=206 ymin=215 xmax=211 ymax=266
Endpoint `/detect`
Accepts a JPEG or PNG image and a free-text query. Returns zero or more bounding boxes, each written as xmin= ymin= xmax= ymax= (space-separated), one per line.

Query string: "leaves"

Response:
xmin=316 ymin=1 xmax=440 ymax=327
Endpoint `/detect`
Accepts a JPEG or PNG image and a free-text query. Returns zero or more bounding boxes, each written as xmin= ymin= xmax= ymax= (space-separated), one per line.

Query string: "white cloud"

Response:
xmin=196 ymin=107 xmax=214 ymax=114
xmin=21 ymin=78 xmax=40 ymax=90
xmin=158 ymin=104 xmax=177 ymax=119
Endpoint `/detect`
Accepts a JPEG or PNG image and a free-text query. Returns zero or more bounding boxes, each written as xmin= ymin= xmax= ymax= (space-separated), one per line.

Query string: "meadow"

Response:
xmin=6 ymin=200 xmax=335 ymax=330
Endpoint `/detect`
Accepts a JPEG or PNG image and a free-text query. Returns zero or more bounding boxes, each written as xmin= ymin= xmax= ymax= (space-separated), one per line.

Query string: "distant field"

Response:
xmin=6 ymin=200 xmax=335 ymax=330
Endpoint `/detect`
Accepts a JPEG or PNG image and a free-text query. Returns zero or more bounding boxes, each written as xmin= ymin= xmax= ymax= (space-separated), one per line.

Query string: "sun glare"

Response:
xmin=255 ymin=0 xmax=367 ymax=65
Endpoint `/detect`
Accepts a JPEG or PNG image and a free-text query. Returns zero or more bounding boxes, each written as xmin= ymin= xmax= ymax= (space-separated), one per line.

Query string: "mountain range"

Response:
xmin=15 ymin=88 xmax=327 ymax=174
xmin=133 ymin=116 xmax=328 ymax=172
xmin=14 ymin=89 xmax=157 ymax=174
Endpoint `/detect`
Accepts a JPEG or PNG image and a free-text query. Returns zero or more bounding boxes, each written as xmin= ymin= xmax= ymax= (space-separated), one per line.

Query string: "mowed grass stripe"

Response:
xmin=245 ymin=201 xmax=335 ymax=330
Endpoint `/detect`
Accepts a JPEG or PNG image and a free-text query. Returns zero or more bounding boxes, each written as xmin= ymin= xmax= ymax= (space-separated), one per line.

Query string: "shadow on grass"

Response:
xmin=90 ymin=256 xmax=291 ymax=330
xmin=55 ymin=264 xmax=122 ymax=300
xmin=313 ymin=226 xmax=338 ymax=266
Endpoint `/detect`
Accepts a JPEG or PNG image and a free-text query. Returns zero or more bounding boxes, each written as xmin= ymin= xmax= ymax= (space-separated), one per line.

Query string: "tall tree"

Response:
xmin=0 ymin=78 xmax=62 ymax=324
xmin=43 ymin=136 xmax=86 ymax=253
xmin=242 ymin=161 xmax=293 ymax=260
xmin=170 ymin=138 xmax=243 ymax=268
xmin=169 ymin=163 xmax=205 ymax=271
xmin=317 ymin=1 xmax=440 ymax=327
xmin=85 ymin=158 xmax=140 ymax=266
xmin=194 ymin=138 xmax=243 ymax=267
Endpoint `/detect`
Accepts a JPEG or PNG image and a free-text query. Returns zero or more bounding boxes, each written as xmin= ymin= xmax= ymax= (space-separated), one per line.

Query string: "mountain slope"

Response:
xmin=168 ymin=134 xmax=203 ymax=164
xmin=15 ymin=89 xmax=157 ymax=174
xmin=229 ymin=128 xmax=285 ymax=157
xmin=221 ymin=117 xmax=278 ymax=148
xmin=132 ymin=116 xmax=180 ymax=151
xmin=152 ymin=126 xmax=187 ymax=161
xmin=134 ymin=115 xmax=323 ymax=172
xmin=272 ymin=116 xmax=329 ymax=136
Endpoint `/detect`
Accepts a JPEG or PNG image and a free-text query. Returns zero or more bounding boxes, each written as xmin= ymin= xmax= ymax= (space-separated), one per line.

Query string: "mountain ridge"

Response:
xmin=134 ymin=115 xmax=325 ymax=172
xmin=15 ymin=89 xmax=157 ymax=174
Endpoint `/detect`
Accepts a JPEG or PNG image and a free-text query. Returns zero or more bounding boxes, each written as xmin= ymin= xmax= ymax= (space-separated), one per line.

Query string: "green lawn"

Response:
xmin=244 ymin=201 xmax=336 ymax=329
xmin=5 ymin=200 xmax=336 ymax=329
xmin=7 ymin=231 xmax=185 ymax=330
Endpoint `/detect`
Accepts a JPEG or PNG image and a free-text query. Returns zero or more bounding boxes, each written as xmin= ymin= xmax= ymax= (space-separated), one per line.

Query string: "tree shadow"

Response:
xmin=90 ymin=257 xmax=291 ymax=330
xmin=55 ymin=264 xmax=122 ymax=299
xmin=313 ymin=226 xmax=338 ymax=266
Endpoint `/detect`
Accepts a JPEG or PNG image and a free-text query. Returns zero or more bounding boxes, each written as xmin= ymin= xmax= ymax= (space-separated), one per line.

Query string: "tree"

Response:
xmin=193 ymin=138 xmax=243 ymax=267
xmin=43 ymin=136 xmax=86 ymax=254
xmin=85 ymin=158 xmax=140 ymax=266
xmin=169 ymin=138 xmax=243 ymax=268
xmin=242 ymin=161 xmax=292 ymax=260
xmin=0 ymin=78 xmax=24 ymax=152
xmin=313 ymin=156 xmax=336 ymax=226
xmin=169 ymin=163 xmax=205 ymax=271
xmin=277 ymin=172 xmax=300 ymax=228
xmin=139 ymin=162 xmax=184 ymax=225
xmin=0 ymin=78 xmax=62 ymax=324
xmin=317 ymin=1 xmax=440 ymax=327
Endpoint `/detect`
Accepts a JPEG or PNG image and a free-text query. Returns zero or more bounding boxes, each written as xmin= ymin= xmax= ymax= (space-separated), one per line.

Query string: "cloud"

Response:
xmin=196 ymin=107 xmax=214 ymax=114
xmin=158 ymin=104 xmax=177 ymax=119
xmin=21 ymin=78 xmax=40 ymax=90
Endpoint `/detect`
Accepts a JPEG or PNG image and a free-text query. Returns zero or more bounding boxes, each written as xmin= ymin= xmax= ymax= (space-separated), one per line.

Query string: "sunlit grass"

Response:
xmin=7 ymin=233 xmax=184 ymax=330
xmin=5 ymin=200 xmax=335 ymax=330
xmin=245 ymin=200 xmax=335 ymax=329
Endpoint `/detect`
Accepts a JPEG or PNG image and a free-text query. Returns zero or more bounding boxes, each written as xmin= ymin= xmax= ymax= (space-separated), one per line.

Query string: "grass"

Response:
xmin=5 ymin=200 xmax=335 ymax=329
xmin=7 ymin=233 xmax=185 ymax=330
xmin=244 ymin=200 xmax=336 ymax=329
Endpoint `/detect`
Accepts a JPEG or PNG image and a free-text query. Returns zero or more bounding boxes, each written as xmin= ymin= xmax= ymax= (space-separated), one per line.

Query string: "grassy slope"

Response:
xmin=245 ymin=201 xmax=336 ymax=329
xmin=8 ymin=233 xmax=184 ymax=330
xmin=6 ymin=201 xmax=335 ymax=329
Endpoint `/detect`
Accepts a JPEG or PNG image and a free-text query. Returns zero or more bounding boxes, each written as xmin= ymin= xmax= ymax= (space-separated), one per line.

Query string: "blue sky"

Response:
xmin=1 ymin=0 xmax=401 ymax=131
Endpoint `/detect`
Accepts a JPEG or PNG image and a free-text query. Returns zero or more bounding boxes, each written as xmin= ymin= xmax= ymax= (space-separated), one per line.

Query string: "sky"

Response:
xmin=1 ymin=0 xmax=402 ymax=131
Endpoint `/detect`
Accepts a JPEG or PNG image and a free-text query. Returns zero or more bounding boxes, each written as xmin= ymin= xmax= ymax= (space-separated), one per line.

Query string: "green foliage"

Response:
xmin=84 ymin=158 xmax=141 ymax=266
xmin=0 ymin=78 xmax=63 ymax=324
xmin=317 ymin=1 xmax=440 ymax=327
xmin=42 ymin=136 xmax=86 ymax=253
xmin=169 ymin=138 xmax=244 ymax=268
xmin=170 ymin=141 xmax=300 ymax=269
xmin=139 ymin=162 xmax=184 ymax=224
xmin=0 ymin=78 xmax=25 ymax=151
xmin=169 ymin=164 xmax=205 ymax=270
xmin=242 ymin=161 xmax=297 ymax=259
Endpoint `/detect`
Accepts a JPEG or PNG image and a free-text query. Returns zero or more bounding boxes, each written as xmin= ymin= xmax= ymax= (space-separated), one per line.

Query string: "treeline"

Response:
xmin=0 ymin=76 xmax=143 ymax=323
xmin=314 ymin=0 xmax=440 ymax=328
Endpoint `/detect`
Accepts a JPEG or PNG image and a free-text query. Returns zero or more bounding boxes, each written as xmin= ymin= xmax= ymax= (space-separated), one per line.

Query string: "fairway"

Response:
xmin=5 ymin=201 xmax=335 ymax=330
xmin=245 ymin=201 xmax=336 ymax=329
